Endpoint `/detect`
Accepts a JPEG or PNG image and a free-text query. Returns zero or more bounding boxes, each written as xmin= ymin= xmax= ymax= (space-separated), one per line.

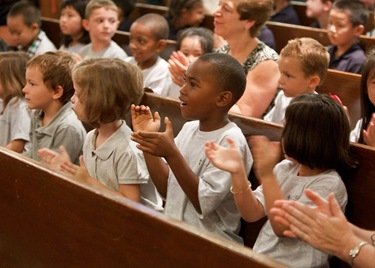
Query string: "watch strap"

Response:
xmin=349 ymin=241 xmax=369 ymax=267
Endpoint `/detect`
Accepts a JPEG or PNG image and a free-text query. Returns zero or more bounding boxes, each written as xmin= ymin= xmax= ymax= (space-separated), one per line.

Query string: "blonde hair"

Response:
xmin=85 ymin=0 xmax=118 ymax=19
xmin=72 ymin=58 xmax=144 ymax=128
xmin=280 ymin=37 xmax=329 ymax=84
xmin=0 ymin=52 xmax=29 ymax=113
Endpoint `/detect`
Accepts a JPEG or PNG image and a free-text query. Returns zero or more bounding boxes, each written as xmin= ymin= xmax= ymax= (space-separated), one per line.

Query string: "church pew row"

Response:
xmin=266 ymin=21 xmax=375 ymax=54
xmin=0 ymin=147 xmax=285 ymax=267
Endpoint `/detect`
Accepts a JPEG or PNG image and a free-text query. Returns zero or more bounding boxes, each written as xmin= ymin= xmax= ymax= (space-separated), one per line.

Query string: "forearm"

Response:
xmin=6 ymin=139 xmax=27 ymax=153
xmin=143 ymin=153 xmax=169 ymax=198
xmin=351 ymin=224 xmax=375 ymax=243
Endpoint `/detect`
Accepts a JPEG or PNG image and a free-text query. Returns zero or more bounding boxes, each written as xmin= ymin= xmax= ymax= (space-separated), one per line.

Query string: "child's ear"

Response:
xmin=52 ymin=85 xmax=64 ymax=100
xmin=82 ymin=19 xmax=90 ymax=31
xmin=308 ymin=75 xmax=321 ymax=89
xmin=217 ymin=91 xmax=233 ymax=107
xmin=353 ymin=24 xmax=365 ymax=37
xmin=31 ymin=22 xmax=39 ymax=35
xmin=156 ymin=39 xmax=167 ymax=53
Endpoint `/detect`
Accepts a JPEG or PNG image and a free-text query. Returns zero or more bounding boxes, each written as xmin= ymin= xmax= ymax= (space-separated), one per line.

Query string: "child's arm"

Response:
xmin=249 ymin=136 xmax=286 ymax=236
xmin=131 ymin=108 xmax=201 ymax=212
xmin=6 ymin=139 xmax=27 ymax=153
xmin=131 ymin=105 xmax=170 ymax=198
xmin=205 ymin=138 xmax=265 ymax=221
xmin=363 ymin=113 xmax=375 ymax=147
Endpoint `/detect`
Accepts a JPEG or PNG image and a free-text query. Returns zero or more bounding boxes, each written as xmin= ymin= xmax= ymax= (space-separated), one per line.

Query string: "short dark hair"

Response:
xmin=133 ymin=13 xmax=169 ymax=40
xmin=176 ymin=27 xmax=214 ymax=54
xmin=7 ymin=0 xmax=41 ymax=28
xmin=332 ymin=0 xmax=368 ymax=27
xmin=198 ymin=53 xmax=246 ymax=104
xmin=27 ymin=51 xmax=77 ymax=105
xmin=283 ymin=94 xmax=356 ymax=173
xmin=168 ymin=0 xmax=202 ymax=24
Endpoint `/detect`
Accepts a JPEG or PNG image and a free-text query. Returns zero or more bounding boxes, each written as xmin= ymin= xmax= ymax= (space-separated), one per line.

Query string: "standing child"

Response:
xmin=126 ymin=13 xmax=170 ymax=96
xmin=350 ymin=49 xmax=375 ymax=147
xmin=306 ymin=0 xmax=333 ymax=29
xmin=79 ymin=0 xmax=127 ymax=60
xmin=6 ymin=1 xmax=56 ymax=57
xmin=264 ymin=37 xmax=329 ymax=125
xmin=39 ymin=58 xmax=162 ymax=211
xmin=0 ymin=52 xmax=31 ymax=153
xmin=22 ymin=51 xmax=86 ymax=164
xmin=206 ymin=94 xmax=357 ymax=267
xmin=131 ymin=53 xmax=253 ymax=243
xmin=59 ymin=0 xmax=90 ymax=54
xmin=327 ymin=0 xmax=368 ymax=74
xmin=168 ymin=27 xmax=214 ymax=98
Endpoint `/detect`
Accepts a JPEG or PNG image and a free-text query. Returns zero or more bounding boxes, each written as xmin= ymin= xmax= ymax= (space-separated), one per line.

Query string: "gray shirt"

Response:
xmin=79 ymin=41 xmax=128 ymax=61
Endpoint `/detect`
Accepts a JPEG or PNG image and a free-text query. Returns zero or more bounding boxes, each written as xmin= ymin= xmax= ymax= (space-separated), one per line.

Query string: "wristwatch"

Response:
xmin=349 ymin=241 xmax=368 ymax=266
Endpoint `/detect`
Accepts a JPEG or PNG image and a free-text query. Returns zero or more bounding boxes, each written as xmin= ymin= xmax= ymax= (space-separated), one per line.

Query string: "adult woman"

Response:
xmin=214 ymin=0 xmax=280 ymax=118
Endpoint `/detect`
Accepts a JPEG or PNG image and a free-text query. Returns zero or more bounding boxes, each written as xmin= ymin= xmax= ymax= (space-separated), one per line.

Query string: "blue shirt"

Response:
xmin=327 ymin=43 xmax=365 ymax=74
xmin=270 ymin=3 xmax=300 ymax=25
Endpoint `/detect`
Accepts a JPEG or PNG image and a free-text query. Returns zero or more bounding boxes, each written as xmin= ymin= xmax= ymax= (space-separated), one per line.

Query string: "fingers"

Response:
xmin=79 ymin=155 xmax=85 ymax=168
xmin=164 ymin=117 xmax=174 ymax=137
xmin=60 ymin=161 xmax=78 ymax=175
xmin=304 ymin=189 xmax=328 ymax=209
xmin=328 ymin=193 xmax=344 ymax=218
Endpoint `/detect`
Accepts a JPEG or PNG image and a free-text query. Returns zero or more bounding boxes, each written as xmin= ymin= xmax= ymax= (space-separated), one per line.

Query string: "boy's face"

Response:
xmin=22 ymin=66 xmax=56 ymax=110
xmin=71 ymin=80 xmax=87 ymax=121
xmin=129 ymin=22 xmax=161 ymax=70
xmin=60 ymin=6 xmax=83 ymax=37
xmin=83 ymin=7 xmax=118 ymax=45
xmin=306 ymin=0 xmax=330 ymax=20
xmin=7 ymin=15 xmax=39 ymax=48
xmin=179 ymin=59 xmax=222 ymax=122
xmin=278 ymin=55 xmax=316 ymax=97
xmin=328 ymin=9 xmax=362 ymax=46
xmin=180 ymin=36 xmax=204 ymax=63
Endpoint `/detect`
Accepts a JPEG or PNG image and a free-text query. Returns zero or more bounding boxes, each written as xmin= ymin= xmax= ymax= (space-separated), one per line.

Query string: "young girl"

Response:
xmin=38 ymin=58 xmax=163 ymax=211
xmin=205 ymin=94 xmax=356 ymax=267
xmin=59 ymin=0 xmax=90 ymax=54
xmin=166 ymin=0 xmax=205 ymax=40
xmin=350 ymin=50 xmax=375 ymax=147
xmin=167 ymin=27 xmax=214 ymax=98
xmin=0 ymin=52 xmax=31 ymax=153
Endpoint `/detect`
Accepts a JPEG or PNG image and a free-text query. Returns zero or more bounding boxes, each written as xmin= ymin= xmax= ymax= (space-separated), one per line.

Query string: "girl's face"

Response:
xmin=182 ymin=3 xmax=205 ymax=27
xmin=180 ymin=36 xmax=204 ymax=63
xmin=367 ymin=69 xmax=375 ymax=105
xmin=71 ymin=81 xmax=87 ymax=121
xmin=60 ymin=6 xmax=84 ymax=39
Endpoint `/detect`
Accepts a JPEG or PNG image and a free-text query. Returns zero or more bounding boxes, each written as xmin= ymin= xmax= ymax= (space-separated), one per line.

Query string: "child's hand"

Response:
xmin=38 ymin=146 xmax=71 ymax=171
xmin=249 ymin=136 xmax=281 ymax=181
xmin=131 ymin=116 xmax=176 ymax=158
xmin=61 ymin=155 xmax=92 ymax=183
xmin=168 ymin=51 xmax=189 ymax=86
xmin=205 ymin=137 xmax=244 ymax=174
xmin=363 ymin=113 xmax=375 ymax=147
xmin=131 ymin=104 xmax=161 ymax=132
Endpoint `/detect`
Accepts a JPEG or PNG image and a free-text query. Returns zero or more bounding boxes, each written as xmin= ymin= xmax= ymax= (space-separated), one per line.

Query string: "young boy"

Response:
xmin=6 ymin=1 xmax=56 ymax=57
xmin=131 ymin=53 xmax=253 ymax=244
xmin=264 ymin=37 xmax=329 ymax=125
xmin=22 ymin=51 xmax=86 ymax=164
xmin=78 ymin=0 xmax=127 ymax=60
xmin=126 ymin=13 xmax=170 ymax=96
xmin=327 ymin=0 xmax=368 ymax=74
xmin=306 ymin=0 xmax=333 ymax=29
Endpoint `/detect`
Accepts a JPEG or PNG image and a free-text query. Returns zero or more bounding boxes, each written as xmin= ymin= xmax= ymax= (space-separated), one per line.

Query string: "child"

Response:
xmin=206 ymin=94 xmax=357 ymax=267
xmin=22 ymin=51 xmax=86 ymax=164
xmin=125 ymin=13 xmax=170 ymax=96
xmin=38 ymin=58 xmax=163 ymax=211
xmin=115 ymin=0 xmax=135 ymax=32
xmin=350 ymin=49 xmax=375 ymax=147
xmin=166 ymin=0 xmax=205 ymax=40
xmin=59 ymin=0 xmax=90 ymax=54
xmin=0 ymin=52 xmax=31 ymax=153
xmin=306 ymin=0 xmax=333 ymax=29
xmin=6 ymin=1 xmax=56 ymax=57
xmin=168 ymin=27 xmax=214 ymax=98
xmin=327 ymin=0 xmax=368 ymax=74
xmin=79 ymin=0 xmax=127 ymax=60
xmin=264 ymin=37 xmax=329 ymax=125
xmin=270 ymin=0 xmax=300 ymax=25
xmin=131 ymin=53 xmax=253 ymax=243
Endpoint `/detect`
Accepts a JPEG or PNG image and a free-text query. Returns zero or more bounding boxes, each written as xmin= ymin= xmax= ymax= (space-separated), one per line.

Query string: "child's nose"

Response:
xmin=328 ymin=24 xmax=336 ymax=33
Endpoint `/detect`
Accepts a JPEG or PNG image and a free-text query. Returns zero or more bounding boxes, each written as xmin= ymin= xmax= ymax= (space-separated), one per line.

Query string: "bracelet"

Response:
xmin=230 ymin=181 xmax=252 ymax=195
xmin=349 ymin=241 xmax=369 ymax=267
xmin=371 ymin=233 xmax=375 ymax=246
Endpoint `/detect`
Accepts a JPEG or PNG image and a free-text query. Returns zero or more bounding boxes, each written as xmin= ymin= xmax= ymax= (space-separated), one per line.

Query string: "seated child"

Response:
xmin=0 ymin=52 xmax=31 ymax=153
xmin=131 ymin=53 xmax=253 ymax=243
xmin=264 ymin=37 xmax=329 ymax=125
xmin=59 ymin=0 xmax=90 ymax=54
xmin=126 ymin=13 xmax=170 ymax=96
xmin=22 ymin=51 xmax=86 ymax=164
xmin=168 ymin=27 xmax=214 ymax=98
xmin=39 ymin=58 xmax=163 ymax=211
xmin=206 ymin=94 xmax=357 ymax=267
xmin=306 ymin=0 xmax=333 ymax=29
xmin=6 ymin=1 xmax=56 ymax=57
xmin=115 ymin=0 xmax=135 ymax=32
xmin=79 ymin=0 xmax=128 ymax=60
xmin=327 ymin=0 xmax=368 ymax=74
xmin=270 ymin=0 xmax=300 ymax=25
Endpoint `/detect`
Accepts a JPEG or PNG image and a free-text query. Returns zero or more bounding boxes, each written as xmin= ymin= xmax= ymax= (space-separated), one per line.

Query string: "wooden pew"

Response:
xmin=266 ymin=21 xmax=375 ymax=54
xmin=0 ymin=147 xmax=285 ymax=267
xmin=316 ymin=69 xmax=361 ymax=130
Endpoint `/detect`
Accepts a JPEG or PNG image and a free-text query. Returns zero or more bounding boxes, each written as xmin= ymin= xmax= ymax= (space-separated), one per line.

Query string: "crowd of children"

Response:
xmin=1 ymin=0 xmax=375 ymax=267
